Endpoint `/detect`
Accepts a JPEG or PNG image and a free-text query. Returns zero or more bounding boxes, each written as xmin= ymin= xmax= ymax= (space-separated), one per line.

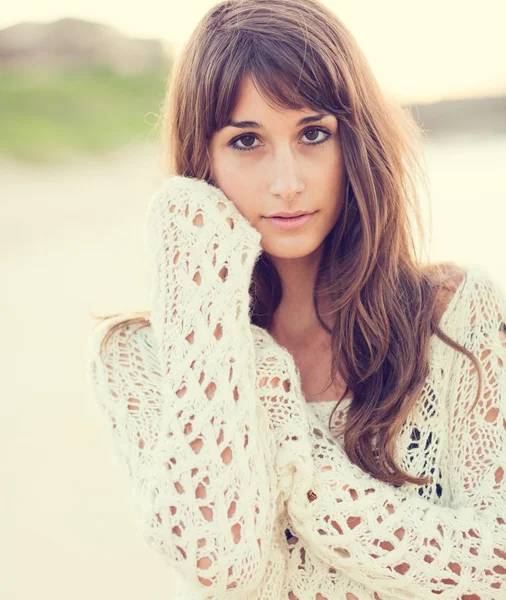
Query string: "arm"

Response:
xmin=281 ymin=268 xmax=506 ymax=599
xmin=88 ymin=177 xmax=280 ymax=596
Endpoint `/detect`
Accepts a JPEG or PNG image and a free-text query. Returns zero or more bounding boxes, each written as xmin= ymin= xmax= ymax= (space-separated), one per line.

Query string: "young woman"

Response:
xmin=88 ymin=1 xmax=506 ymax=598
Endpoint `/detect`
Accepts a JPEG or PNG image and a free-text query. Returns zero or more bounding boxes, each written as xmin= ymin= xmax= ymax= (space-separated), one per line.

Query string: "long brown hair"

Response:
xmin=93 ymin=0 xmax=483 ymax=486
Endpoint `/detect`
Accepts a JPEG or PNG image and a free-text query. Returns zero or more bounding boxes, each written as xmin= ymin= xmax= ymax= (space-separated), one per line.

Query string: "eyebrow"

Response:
xmin=224 ymin=112 xmax=332 ymax=129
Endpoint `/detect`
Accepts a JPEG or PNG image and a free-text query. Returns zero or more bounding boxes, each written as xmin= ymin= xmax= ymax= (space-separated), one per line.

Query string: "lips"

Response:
xmin=268 ymin=212 xmax=313 ymax=219
xmin=265 ymin=212 xmax=316 ymax=230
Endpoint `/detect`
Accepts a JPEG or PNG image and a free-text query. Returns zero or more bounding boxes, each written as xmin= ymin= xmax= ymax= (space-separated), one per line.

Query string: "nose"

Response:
xmin=268 ymin=147 xmax=305 ymax=202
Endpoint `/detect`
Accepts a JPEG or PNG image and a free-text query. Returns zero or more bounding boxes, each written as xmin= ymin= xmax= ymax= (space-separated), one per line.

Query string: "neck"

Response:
xmin=267 ymin=245 xmax=333 ymax=348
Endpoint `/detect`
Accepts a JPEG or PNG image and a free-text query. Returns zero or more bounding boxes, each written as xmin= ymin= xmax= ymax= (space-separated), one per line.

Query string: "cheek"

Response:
xmin=326 ymin=146 xmax=346 ymax=195
xmin=212 ymin=165 xmax=260 ymax=218
xmin=316 ymin=152 xmax=346 ymax=221
xmin=311 ymin=150 xmax=344 ymax=194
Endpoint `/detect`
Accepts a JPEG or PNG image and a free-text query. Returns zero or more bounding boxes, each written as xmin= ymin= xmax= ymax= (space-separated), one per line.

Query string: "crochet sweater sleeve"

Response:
xmin=283 ymin=268 xmax=506 ymax=599
xmin=88 ymin=176 xmax=280 ymax=596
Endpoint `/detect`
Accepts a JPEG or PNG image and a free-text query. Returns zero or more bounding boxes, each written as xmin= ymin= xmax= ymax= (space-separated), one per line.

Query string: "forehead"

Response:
xmin=231 ymin=74 xmax=315 ymax=119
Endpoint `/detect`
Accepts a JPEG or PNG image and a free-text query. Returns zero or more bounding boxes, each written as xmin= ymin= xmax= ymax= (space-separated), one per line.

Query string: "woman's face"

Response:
xmin=209 ymin=74 xmax=346 ymax=259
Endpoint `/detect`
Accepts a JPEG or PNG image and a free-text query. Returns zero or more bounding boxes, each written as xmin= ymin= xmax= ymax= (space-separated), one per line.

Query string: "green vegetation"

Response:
xmin=0 ymin=67 xmax=169 ymax=163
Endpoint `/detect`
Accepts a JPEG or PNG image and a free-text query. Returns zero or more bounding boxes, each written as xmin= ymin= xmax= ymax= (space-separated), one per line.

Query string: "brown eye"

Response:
xmin=305 ymin=128 xmax=320 ymax=141
xmin=241 ymin=135 xmax=256 ymax=147
xmin=229 ymin=134 xmax=259 ymax=152
xmin=302 ymin=127 xmax=332 ymax=145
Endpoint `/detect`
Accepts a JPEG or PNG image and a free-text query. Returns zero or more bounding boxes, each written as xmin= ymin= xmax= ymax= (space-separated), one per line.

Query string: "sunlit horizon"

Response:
xmin=1 ymin=0 xmax=505 ymax=105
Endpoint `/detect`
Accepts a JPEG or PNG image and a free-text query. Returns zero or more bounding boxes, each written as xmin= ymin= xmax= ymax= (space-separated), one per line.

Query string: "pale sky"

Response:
xmin=1 ymin=0 xmax=505 ymax=104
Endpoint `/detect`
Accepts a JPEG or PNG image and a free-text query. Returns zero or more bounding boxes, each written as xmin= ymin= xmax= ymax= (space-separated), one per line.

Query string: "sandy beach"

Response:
xmin=3 ymin=142 xmax=188 ymax=599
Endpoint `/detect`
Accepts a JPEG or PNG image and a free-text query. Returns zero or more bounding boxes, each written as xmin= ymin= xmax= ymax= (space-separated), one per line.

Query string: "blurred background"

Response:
xmin=2 ymin=1 xmax=505 ymax=598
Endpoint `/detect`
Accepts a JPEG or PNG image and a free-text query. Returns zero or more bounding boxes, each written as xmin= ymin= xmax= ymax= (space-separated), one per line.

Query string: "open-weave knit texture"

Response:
xmin=87 ymin=176 xmax=506 ymax=599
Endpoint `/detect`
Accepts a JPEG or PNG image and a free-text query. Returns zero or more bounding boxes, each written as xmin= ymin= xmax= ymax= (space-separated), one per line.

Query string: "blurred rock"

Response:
xmin=0 ymin=17 xmax=171 ymax=75
xmin=409 ymin=95 xmax=506 ymax=137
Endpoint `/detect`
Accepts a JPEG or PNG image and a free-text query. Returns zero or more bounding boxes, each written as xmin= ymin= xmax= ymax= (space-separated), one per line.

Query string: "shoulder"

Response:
xmin=422 ymin=261 xmax=468 ymax=324
xmin=425 ymin=262 xmax=506 ymax=341
xmin=423 ymin=261 xmax=467 ymax=291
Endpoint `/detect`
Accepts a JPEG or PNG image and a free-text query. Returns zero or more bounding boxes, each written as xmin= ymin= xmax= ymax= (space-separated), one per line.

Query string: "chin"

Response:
xmin=263 ymin=239 xmax=324 ymax=260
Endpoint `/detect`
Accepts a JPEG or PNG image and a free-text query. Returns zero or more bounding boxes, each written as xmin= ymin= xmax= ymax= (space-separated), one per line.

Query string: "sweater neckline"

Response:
xmin=306 ymin=395 xmax=353 ymax=413
xmin=297 ymin=267 xmax=478 ymax=433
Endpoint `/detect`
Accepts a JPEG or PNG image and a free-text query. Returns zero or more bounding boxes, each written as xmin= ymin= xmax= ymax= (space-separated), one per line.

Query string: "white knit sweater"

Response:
xmin=87 ymin=176 xmax=506 ymax=599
